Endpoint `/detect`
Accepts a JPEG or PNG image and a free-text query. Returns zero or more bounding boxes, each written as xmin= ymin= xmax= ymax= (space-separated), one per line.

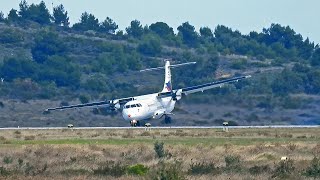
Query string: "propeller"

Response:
xmin=171 ymin=89 xmax=182 ymax=101
xmin=108 ymin=99 xmax=120 ymax=111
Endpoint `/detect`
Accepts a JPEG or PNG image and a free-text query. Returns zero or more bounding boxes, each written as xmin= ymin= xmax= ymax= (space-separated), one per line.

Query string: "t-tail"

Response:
xmin=140 ymin=60 xmax=196 ymax=92
xmin=162 ymin=61 xmax=172 ymax=92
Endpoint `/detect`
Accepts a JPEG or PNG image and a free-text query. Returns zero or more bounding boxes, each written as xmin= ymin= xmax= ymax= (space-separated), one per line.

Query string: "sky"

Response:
xmin=1 ymin=0 xmax=319 ymax=43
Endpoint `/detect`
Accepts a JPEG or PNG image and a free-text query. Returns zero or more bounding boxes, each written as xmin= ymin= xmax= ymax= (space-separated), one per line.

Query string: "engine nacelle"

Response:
xmin=173 ymin=89 xmax=182 ymax=101
xmin=153 ymin=109 xmax=165 ymax=119
xmin=109 ymin=102 xmax=121 ymax=111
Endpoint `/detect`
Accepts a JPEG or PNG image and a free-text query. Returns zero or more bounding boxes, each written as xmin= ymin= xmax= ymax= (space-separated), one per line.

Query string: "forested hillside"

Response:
xmin=0 ymin=1 xmax=320 ymax=127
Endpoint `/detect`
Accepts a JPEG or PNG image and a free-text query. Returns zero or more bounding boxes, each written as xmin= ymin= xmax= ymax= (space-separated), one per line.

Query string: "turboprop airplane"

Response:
xmin=45 ymin=60 xmax=251 ymax=126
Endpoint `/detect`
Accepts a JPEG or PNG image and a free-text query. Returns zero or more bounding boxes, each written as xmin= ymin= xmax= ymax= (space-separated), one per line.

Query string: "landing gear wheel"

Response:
xmin=130 ymin=120 xmax=138 ymax=127
xmin=164 ymin=116 xmax=172 ymax=124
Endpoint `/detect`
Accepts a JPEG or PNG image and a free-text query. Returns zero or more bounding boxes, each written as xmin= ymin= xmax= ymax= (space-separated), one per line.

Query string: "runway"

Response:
xmin=0 ymin=125 xmax=319 ymax=130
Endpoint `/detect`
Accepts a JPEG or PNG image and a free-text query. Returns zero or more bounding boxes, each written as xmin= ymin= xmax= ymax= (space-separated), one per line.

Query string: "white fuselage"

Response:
xmin=122 ymin=93 xmax=175 ymax=122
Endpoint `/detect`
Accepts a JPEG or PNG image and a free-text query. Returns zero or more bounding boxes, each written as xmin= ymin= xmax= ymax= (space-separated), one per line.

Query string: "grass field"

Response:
xmin=0 ymin=128 xmax=320 ymax=179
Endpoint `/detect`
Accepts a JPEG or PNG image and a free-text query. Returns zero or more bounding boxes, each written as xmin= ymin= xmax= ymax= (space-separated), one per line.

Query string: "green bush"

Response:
xmin=249 ymin=165 xmax=271 ymax=175
xmin=0 ymin=166 xmax=10 ymax=176
xmin=304 ymin=156 xmax=320 ymax=178
xmin=79 ymin=94 xmax=90 ymax=104
xmin=127 ymin=164 xmax=148 ymax=176
xmin=224 ymin=155 xmax=242 ymax=172
xmin=155 ymin=160 xmax=186 ymax=180
xmin=154 ymin=141 xmax=165 ymax=158
xmin=3 ymin=156 xmax=13 ymax=164
xmin=188 ymin=160 xmax=219 ymax=175
xmin=272 ymin=159 xmax=295 ymax=178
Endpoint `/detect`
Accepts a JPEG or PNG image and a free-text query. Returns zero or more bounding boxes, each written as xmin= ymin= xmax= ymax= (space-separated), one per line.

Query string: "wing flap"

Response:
xmin=181 ymin=75 xmax=251 ymax=95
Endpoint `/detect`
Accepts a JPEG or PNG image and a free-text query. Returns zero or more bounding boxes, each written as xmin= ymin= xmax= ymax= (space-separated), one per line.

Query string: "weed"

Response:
xmin=188 ymin=160 xmax=219 ymax=175
xmin=18 ymin=158 xmax=23 ymax=167
xmin=3 ymin=156 xmax=13 ymax=164
xmin=93 ymin=161 xmax=127 ymax=177
xmin=0 ymin=136 xmax=5 ymax=141
xmin=249 ymin=165 xmax=271 ymax=175
xmin=14 ymin=130 xmax=21 ymax=135
xmin=127 ymin=164 xmax=149 ymax=176
xmin=155 ymin=160 xmax=186 ymax=180
xmin=154 ymin=141 xmax=165 ymax=158
xmin=24 ymin=135 xmax=35 ymax=140
xmin=61 ymin=168 xmax=90 ymax=175
xmin=224 ymin=155 xmax=242 ymax=173
xmin=0 ymin=167 xmax=10 ymax=176
xmin=304 ymin=156 xmax=320 ymax=178
xmin=287 ymin=143 xmax=297 ymax=152
xmin=272 ymin=159 xmax=295 ymax=178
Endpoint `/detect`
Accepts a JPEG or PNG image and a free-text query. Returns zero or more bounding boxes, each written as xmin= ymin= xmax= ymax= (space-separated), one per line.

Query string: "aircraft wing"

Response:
xmin=45 ymin=97 xmax=135 ymax=112
xmin=180 ymin=75 xmax=251 ymax=95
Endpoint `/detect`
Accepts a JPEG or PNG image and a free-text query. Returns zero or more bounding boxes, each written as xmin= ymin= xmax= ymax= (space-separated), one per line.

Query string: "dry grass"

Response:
xmin=0 ymin=128 xmax=319 ymax=179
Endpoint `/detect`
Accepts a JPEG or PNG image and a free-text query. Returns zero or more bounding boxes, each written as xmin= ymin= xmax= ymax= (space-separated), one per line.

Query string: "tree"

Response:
xmin=73 ymin=12 xmax=99 ymax=31
xmin=99 ymin=17 xmax=118 ymax=34
xmin=126 ymin=20 xmax=143 ymax=38
xmin=200 ymin=27 xmax=213 ymax=39
xmin=0 ymin=11 xmax=5 ymax=22
xmin=38 ymin=56 xmax=80 ymax=87
xmin=7 ymin=9 xmax=20 ymax=22
xmin=310 ymin=48 xmax=320 ymax=66
xmin=177 ymin=22 xmax=199 ymax=47
xmin=0 ymin=57 xmax=36 ymax=80
xmin=138 ymin=36 xmax=162 ymax=56
xmin=27 ymin=1 xmax=51 ymax=25
xmin=31 ymin=30 xmax=66 ymax=63
xmin=18 ymin=0 xmax=29 ymax=19
xmin=53 ymin=4 xmax=69 ymax=27
xmin=149 ymin=22 xmax=174 ymax=38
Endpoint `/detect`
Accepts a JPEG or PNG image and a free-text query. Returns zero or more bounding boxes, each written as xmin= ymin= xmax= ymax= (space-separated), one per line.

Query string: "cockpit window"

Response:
xmin=131 ymin=104 xmax=136 ymax=108
xmin=137 ymin=104 xmax=142 ymax=107
xmin=125 ymin=105 xmax=130 ymax=109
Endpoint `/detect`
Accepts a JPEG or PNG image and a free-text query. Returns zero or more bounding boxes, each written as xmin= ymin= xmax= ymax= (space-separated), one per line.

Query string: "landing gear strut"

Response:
xmin=164 ymin=116 xmax=172 ymax=124
xmin=130 ymin=120 xmax=140 ymax=127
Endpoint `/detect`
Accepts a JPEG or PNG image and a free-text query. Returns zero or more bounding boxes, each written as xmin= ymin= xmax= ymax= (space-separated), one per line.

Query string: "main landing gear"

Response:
xmin=164 ymin=115 xmax=172 ymax=124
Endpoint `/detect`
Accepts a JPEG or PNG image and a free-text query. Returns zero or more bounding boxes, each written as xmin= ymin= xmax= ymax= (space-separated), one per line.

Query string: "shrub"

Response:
xmin=224 ymin=155 xmax=242 ymax=172
xmin=304 ymin=156 xmax=320 ymax=178
xmin=188 ymin=160 xmax=219 ymax=175
xmin=79 ymin=94 xmax=90 ymax=104
xmin=249 ymin=165 xmax=271 ymax=175
xmin=0 ymin=166 xmax=10 ymax=176
xmin=24 ymin=135 xmax=35 ymax=140
xmin=272 ymin=159 xmax=295 ymax=178
xmin=93 ymin=161 xmax=127 ymax=177
xmin=127 ymin=164 xmax=149 ymax=176
xmin=154 ymin=141 xmax=165 ymax=158
xmin=3 ymin=156 xmax=13 ymax=164
xmin=155 ymin=160 xmax=186 ymax=180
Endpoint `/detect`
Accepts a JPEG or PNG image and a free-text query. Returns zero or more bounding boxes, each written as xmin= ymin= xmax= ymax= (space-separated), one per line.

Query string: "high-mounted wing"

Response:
xmin=181 ymin=75 xmax=251 ymax=95
xmin=45 ymin=97 xmax=135 ymax=112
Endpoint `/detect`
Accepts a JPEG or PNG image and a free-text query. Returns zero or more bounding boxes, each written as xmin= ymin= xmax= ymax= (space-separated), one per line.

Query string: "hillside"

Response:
xmin=0 ymin=1 xmax=320 ymax=127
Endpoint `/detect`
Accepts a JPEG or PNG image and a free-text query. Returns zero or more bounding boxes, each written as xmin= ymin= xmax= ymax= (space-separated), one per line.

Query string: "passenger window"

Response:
xmin=125 ymin=105 xmax=130 ymax=109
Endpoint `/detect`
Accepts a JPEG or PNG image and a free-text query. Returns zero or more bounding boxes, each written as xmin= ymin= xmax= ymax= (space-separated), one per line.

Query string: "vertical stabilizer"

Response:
xmin=162 ymin=60 xmax=172 ymax=92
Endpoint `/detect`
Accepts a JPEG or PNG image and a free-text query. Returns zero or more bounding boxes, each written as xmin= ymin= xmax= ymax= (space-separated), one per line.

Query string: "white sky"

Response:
xmin=1 ymin=0 xmax=319 ymax=43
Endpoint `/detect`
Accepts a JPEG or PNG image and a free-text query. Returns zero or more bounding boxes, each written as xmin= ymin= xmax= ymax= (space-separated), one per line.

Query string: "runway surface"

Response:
xmin=0 ymin=125 xmax=319 ymax=130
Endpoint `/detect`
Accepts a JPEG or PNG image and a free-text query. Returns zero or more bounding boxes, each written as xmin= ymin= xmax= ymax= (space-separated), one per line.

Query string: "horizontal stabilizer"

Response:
xmin=140 ymin=61 xmax=196 ymax=72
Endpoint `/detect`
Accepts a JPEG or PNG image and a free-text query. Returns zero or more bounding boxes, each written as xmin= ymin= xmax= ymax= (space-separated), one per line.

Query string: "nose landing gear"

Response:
xmin=130 ymin=120 xmax=140 ymax=127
